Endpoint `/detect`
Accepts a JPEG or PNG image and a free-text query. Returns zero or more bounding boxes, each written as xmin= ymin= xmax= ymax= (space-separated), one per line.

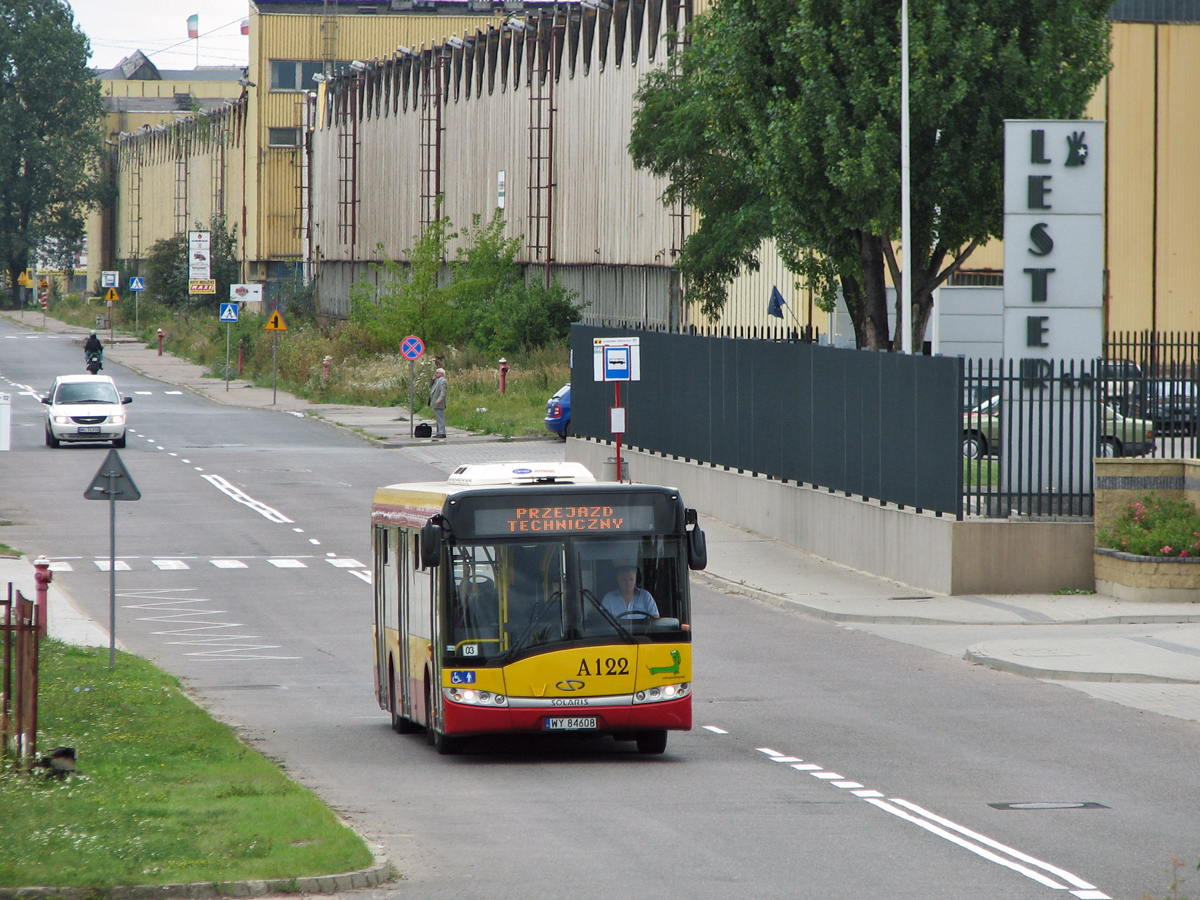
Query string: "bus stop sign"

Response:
xmin=592 ymin=337 xmax=640 ymax=382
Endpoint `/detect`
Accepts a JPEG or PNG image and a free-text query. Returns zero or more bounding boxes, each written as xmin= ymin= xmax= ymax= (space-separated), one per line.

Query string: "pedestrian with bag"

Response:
xmin=430 ymin=368 xmax=448 ymax=439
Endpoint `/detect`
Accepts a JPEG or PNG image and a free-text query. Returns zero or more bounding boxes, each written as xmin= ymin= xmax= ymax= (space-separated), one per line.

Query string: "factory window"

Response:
xmin=268 ymin=128 xmax=302 ymax=148
xmin=270 ymin=60 xmax=326 ymax=91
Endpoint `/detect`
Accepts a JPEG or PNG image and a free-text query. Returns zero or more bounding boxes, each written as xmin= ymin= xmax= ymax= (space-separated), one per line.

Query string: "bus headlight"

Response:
xmin=633 ymin=682 xmax=690 ymax=704
xmin=444 ymin=687 xmax=508 ymax=706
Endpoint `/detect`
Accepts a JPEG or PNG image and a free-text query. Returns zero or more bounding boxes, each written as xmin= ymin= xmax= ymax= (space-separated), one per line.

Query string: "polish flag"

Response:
xmin=187 ymin=14 xmax=198 ymax=39
xmin=240 ymin=18 xmax=250 ymax=35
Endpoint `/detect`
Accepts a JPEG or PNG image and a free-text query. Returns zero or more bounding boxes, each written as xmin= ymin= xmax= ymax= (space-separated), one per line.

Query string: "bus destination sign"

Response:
xmin=475 ymin=504 xmax=656 ymax=536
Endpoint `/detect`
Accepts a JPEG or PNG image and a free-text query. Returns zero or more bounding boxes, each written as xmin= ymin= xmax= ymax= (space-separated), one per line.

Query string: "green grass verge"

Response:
xmin=0 ymin=640 xmax=373 ymax=889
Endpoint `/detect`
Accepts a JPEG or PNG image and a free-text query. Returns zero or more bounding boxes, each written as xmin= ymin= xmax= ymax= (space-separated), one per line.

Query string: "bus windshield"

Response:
xmin=443 ymin=535 xmax=689 ymax=664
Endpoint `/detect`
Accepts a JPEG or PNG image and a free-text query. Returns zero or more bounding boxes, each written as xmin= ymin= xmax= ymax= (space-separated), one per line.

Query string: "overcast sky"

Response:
xmin=69 ymin=0 xmax=252 ymax=72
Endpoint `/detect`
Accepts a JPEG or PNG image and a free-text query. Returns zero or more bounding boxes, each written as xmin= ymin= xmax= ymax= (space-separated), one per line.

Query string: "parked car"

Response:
xmin=1099 ymin=358 xmax=1198 ymax=435
xmin=962 ymin=394 xmax=1154 ymax=459
xmin=42 ymin=374 xmax=132 ymax=448
xmin=544 ymin=383 xmax=570 ymax=439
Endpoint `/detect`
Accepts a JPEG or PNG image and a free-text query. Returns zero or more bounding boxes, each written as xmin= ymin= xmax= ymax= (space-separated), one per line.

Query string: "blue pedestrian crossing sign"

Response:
xmin=219 ymin=302 xmax=240 ymax=323
xmin=129 ymin=277 xmax=146 ymax=291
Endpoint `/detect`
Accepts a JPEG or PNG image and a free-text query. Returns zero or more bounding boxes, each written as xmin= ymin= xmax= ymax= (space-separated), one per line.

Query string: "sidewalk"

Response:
xmin=7 ymin=309 xmax=1200 ymax=722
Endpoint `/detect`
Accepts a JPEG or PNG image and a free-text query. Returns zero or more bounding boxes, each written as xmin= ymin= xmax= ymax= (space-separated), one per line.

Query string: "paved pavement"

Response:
xmin=6 ymin=309 xmax=1200 ymax=726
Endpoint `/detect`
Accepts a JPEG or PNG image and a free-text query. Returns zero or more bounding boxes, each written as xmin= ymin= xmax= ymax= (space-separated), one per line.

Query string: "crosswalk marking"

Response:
xmin=152 ymin=559 xmax=191 ymax=570
xmin=94 ymin=560 xmax=132 ymax=571
xmin=268 ymin=558 xmax=306 ymax=568
xmin=48 ymin=561 xmax=74 ymax=572
xmin=211 ymin=559 xmax=249 ymax=569
xmin=326 ymin=558 xmax=364 ymax=568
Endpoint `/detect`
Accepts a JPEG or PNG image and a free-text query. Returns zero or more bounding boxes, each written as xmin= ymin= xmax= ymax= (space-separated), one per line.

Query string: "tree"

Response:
xmin=630 ymin=0 xmax=1112 ymax=349
xmin=351 ymin=210 xmax=581 ymax=354
xmin=0 ymin=0 xmax=104 ymax=306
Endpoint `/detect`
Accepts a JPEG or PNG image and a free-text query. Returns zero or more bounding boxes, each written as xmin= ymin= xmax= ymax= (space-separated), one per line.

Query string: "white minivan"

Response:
xmin=42 ymin=374 xmax=132 ymax=448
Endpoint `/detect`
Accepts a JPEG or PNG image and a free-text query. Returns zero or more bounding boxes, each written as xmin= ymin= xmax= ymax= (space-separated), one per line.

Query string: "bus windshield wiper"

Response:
xmin=500 ymin=591 xmax=563 ymax=663
xmin=580 ymin=588 xmax=635 ymax=643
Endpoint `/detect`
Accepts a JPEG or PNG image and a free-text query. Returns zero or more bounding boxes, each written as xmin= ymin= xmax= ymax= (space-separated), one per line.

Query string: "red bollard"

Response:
xmin=157 ymin=328 xmax=164 ymax=356
xmin=33 ymin=556 xmax=52 ymax=638
xmin=499 ymin=358 xmax=511 ymax=394
xmin=238 ymin=344 xmax=244 ymax=376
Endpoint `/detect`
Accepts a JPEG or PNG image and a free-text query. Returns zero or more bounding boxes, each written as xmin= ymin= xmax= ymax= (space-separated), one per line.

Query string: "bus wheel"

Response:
xmin=432 ymin=729 xmax=464 ymax=756
xmin=390 ymin=665 xmax=420 ymax=734
xmin=636 ymin=730 xmax=668 ymax=754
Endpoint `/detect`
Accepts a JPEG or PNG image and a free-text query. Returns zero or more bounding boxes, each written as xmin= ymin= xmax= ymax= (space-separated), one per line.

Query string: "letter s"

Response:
xmin=1028 ymin=222 xmax=1053 ymax=257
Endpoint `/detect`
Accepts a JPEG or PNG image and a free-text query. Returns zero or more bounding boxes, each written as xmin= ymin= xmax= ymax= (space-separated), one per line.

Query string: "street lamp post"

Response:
xmin=900 ymin=0 xmax=913 ymax=354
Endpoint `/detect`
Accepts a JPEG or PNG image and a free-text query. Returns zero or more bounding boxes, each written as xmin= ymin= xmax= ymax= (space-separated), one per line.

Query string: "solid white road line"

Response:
xmin=201 ymin=474 xmax=294 ymax=523
xmin=865 ymin=798 xmax=1069 ymax=890
xmin=887 ymin=798 xmax=1099 ymax=891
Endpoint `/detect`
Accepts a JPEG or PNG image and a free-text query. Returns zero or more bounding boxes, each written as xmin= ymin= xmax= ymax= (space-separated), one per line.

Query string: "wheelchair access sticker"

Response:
xmin=449 ymin=670 xmax=477 ymax=685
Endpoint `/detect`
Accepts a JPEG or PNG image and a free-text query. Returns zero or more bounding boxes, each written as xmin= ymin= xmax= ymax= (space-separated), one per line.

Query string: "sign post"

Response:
xmin=129 ymin=276 xmax=145 ymax=330
xmin=83 ymin=450 xmax=141 ymax=669
xmin=264 ymin=310 xmax=288 ymax=404
xmin=219 ymin=301 xmax=240 ymax=390
xmin=593 ymin=337 xmax=641 ymax=482
xmin=0 ymin=392 xmax=10 ymax=452
xmin=400 ymin=335 xmax=426 ymax=438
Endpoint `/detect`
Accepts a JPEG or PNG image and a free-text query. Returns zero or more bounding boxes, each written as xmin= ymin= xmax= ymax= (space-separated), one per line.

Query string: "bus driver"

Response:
xmin=601 ymin=565 xmax=659 ymax=620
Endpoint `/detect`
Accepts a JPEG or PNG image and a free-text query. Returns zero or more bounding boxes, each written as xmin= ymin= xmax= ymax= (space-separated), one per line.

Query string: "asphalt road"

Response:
xmin=2 ymin=318 xmax=1197 ymax=900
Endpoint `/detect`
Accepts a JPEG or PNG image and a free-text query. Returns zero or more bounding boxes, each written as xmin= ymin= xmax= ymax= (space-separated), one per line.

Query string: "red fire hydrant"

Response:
xmin=498 ymin=358 xmax=511 ymax=394
xmin=33 ymin=556 xmax=52 ymax=638
xmin=157 ymin=328 xmax=164 ymax=356
xmin=322 ymin=355 xmax=332 ymax=384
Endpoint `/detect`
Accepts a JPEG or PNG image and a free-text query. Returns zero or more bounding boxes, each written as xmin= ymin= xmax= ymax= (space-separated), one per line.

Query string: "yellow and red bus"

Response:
xmin=371 ymin=461 xmax=707 ymax=755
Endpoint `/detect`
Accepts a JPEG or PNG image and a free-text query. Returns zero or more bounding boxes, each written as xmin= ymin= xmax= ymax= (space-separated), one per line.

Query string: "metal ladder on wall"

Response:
xmin=212 ymin=141 xmax=225 ymax=221
xmin=526 ymin=23 xmax=557 ymax=288
xmin=174 ymin=145 xmax=189 ymax=234
xmin=418 ymin=53 xmax=444 ymax=232
xmin=127 ymin=146 xmax=142 ymax=260
xmin=337 ymin=85 xmax=357 ymax=254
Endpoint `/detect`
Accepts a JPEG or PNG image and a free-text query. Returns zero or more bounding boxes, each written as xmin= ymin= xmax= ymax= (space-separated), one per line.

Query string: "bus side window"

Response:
xmin=414 ymin=532 xmax=422 ymax=571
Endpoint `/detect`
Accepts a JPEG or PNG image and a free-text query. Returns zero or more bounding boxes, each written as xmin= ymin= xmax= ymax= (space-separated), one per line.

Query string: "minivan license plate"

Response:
xmin=544 ymin=717 xmax=597 ymax=731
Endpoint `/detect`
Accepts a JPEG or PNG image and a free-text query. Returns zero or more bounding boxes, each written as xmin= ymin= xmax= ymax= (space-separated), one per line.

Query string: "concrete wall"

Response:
xmin=569 ymin=438 xmax=1094 ymax=595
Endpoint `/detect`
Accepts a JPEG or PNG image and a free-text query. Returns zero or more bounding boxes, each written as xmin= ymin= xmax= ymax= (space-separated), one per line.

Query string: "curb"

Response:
xmin=693 ymin=570 xmax=1010 ymax=626
xmin=963 ymin=645 xmax=1200 ymax=684
xmin=0 ymin=849 xmax=394 ymax=900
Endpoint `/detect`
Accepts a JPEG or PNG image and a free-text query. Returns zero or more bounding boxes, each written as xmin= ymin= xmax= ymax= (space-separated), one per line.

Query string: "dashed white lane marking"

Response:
xmin=201 ymin=474 xmax=294 ymax=523
xmin=770 ymin=756 xmax=803 ymax=763
xmin=350 ymin=570 xmax=372 ymax=584
xmin=326 ymin=558 xmax=365 ymax=568
xmin=268 ymin=559 xmax=306 ymax=568
xmin=49 ymin=561 xmax=74 ymax=572
xmin=134 ymin=391 xmax=152 ymax=395
xmin=94 ymin=560 xmax=131 ymax=571
xmin=292 ymin=528 xmax=304 ymax=532
xmin=310 ymin=538 xmax=321 ymax=545
xmin=211 ymin=559 xmax=248 ymax=569
xmin=752 ymin=742 xmax=1107 ymax=897
xmin=703 ymin=725 xmax=728 ymax=734
xmin=152 ymin=559 xmax=191 ymax=570
xmin=164 ymin=391 xmax=182 ymax=395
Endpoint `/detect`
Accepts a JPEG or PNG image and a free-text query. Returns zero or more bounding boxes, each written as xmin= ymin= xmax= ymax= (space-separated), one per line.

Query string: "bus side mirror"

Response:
xmin=420 ymin=521 xmax=442 ymax=568
xmin=687 ymin=526 xmax=707 ymax=571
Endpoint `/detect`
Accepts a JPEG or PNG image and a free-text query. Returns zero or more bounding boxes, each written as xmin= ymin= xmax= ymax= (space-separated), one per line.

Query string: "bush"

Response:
xmin=1096 ymin=494 xmax=1200 ymax=558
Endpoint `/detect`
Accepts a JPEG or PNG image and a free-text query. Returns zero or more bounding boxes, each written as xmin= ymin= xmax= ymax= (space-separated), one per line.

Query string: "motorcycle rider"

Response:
xmin=84 ymin=330 xmax=103 ymax=372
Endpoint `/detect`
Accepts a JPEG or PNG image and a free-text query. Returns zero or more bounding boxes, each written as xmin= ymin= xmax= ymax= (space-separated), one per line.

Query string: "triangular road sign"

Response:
xmin=84 ymin=449 xmax=141 ymax=501
xmin=104 ymin=287 xmax=120 ymax=303
xmin=264 ymin=310 xmax=287 ymax=331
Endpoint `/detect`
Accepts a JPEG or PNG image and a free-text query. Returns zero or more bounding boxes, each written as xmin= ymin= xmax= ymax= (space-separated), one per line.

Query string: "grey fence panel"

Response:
xmin=570 ymin=325 xmax=962 ymax=516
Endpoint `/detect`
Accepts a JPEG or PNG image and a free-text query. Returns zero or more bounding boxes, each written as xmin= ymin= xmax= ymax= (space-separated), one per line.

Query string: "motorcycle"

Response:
xmin=85 ymin=350 xmax=103 ymax=374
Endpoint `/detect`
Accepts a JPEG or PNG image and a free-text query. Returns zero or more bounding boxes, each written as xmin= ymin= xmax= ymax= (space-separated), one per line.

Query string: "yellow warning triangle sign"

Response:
xmin=264 ymin=310 xmax=287 ymax=331
xmin=104 ymin=287 xmax=120 ymax=302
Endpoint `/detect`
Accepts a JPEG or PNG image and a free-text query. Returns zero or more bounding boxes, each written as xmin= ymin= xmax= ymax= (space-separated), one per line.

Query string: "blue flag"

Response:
xmin=767 ymin=286 xmax=786 ymax=319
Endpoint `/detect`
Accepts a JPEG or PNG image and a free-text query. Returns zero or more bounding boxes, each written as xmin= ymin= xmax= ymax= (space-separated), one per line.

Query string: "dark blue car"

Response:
xmin=544 ymin=384 xmax=570 ymax=439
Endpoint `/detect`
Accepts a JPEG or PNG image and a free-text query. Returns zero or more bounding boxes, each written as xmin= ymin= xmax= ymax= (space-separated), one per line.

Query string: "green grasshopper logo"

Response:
xmin=649 ymin=649 xmax=681 ymax=675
